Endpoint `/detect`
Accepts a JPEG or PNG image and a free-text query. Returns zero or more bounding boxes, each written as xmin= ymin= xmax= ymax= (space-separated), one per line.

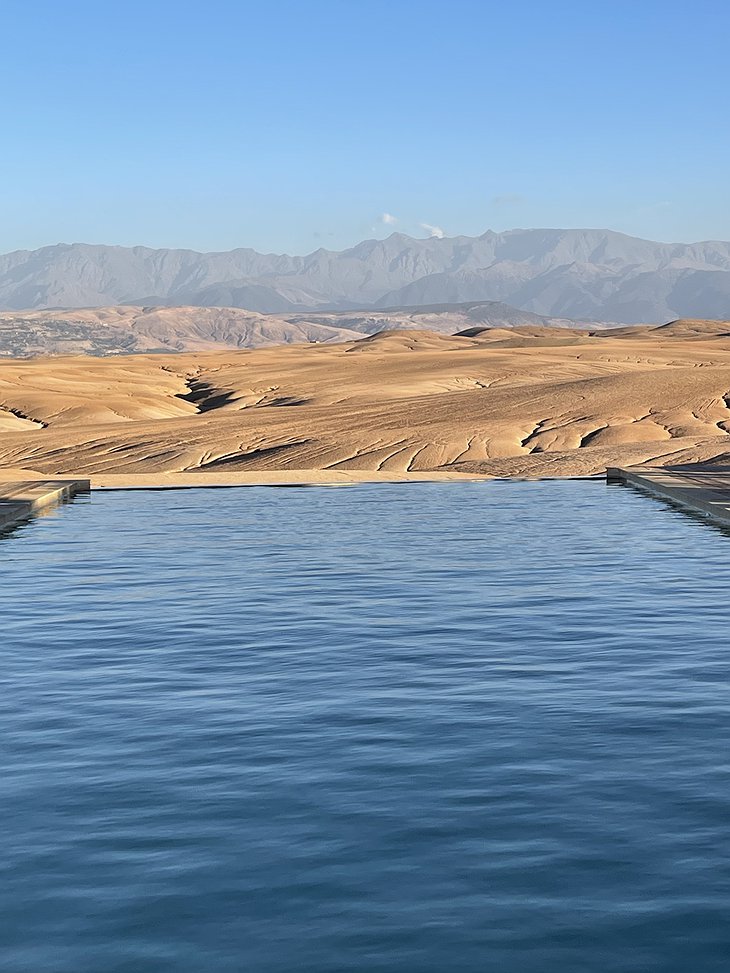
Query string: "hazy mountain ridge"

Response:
xmin=2 ymin=229 xmax=730 ymax=322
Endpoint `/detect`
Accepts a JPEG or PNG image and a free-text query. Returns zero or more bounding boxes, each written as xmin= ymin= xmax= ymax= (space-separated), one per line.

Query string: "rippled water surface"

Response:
xmin=2 ymin=481 xmax=730 ymax=972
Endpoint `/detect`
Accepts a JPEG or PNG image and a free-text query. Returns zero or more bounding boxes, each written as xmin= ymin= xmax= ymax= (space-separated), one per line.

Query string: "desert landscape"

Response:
xmin=0 ymin=301 xmax=599 ymax=358
xmin=1 ymin=317 xmax=729 ymax=485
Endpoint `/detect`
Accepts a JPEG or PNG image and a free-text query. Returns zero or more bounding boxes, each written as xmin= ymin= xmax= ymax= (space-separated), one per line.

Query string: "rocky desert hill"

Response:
xmin=0 ymin=301 xmax=594 ymax=358
xmin=1 ymin=320 xmax=729 ymax=480
xmin=2 ymin=228 xmax=730 ymax=323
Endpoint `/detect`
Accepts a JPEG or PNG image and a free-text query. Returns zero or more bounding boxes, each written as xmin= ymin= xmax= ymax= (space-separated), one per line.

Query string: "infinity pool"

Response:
xmin=2 ymin=482 xmax=729 ymax=972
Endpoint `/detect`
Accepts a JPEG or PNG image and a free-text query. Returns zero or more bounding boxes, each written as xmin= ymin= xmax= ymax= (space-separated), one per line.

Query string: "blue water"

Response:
xmin=1 ymin=481 xmax=729 ymax=973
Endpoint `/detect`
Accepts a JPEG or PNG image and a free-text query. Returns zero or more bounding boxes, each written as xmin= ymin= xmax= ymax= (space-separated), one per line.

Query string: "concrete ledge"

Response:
xmin=607 ymin=466 xmax=730 ymax=528
xmin=0 ymin=479 xmax=91 ymax=531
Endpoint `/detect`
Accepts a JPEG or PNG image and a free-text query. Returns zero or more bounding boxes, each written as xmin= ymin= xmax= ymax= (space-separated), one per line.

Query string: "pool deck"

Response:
xmin=607 ymin=466 xmax=730 ymax=528
xmin=0 ymin=479 xmax=91 ymax=531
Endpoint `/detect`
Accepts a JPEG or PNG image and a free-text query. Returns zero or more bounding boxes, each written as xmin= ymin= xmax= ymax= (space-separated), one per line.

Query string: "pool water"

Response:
xmin=2 ymin=481 xmax=729 ymax=972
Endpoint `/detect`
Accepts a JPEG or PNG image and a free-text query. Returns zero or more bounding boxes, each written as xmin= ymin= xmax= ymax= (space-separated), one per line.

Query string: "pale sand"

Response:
xmin=1 ymin=321 xmax=729 ymax=484
xmin=91 ymin=470 xmax=488 ymax=489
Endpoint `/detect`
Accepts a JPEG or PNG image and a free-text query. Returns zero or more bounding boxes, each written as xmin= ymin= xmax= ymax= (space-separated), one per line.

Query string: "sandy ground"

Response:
xmin=1 ymin=321 xmax=729 ymax=485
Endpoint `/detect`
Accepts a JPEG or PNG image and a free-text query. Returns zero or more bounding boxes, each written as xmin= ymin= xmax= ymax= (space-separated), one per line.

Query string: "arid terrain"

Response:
xmin=1 ymin=319 xmax=730 ymax=484
xmin=0 ymin=301 xmax=594 ymax=358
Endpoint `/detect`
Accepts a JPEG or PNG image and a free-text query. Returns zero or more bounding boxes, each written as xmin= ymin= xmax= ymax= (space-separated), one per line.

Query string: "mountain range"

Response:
xmin=2 ymin=228 xmax=730 ymax=324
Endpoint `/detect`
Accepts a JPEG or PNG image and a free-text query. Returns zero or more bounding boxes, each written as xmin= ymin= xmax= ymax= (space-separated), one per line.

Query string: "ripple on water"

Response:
xmin=1 ymin=481 xmax=729 ymax=973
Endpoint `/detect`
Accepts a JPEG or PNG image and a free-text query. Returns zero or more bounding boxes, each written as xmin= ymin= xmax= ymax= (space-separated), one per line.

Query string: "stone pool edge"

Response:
xmin=607 ymin=466 xmax=730 ymax=528
xmin=0 ymin=479 xmax=91 ymax=531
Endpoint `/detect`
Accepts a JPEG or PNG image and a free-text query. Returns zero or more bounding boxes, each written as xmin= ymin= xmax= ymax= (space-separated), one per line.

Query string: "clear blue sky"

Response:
xmin=1 ymin=0 xmax=728 ymax=253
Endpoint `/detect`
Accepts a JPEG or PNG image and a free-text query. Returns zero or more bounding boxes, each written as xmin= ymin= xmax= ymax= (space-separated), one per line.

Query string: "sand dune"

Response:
xmin=1 ymin=322 xmax=729 ymax=482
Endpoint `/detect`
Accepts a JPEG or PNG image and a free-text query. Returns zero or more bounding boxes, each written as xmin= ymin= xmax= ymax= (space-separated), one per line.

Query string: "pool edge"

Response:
xmin=607 ymin=466 xmax=730 ymax=528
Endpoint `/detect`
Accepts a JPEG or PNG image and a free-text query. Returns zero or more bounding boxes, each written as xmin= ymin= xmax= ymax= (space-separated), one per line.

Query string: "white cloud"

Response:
xmin=420 ymin=222 xmax=444 ymax=239
xmin=381 ymin=212 xmax=398 ymax=225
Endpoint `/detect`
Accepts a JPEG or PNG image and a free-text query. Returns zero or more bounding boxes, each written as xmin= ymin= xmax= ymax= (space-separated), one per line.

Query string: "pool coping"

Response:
xmin=607 ymin=466 xmax=730 ymax=528
xmin=0 ymin=479 xmax=91 ymax=531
